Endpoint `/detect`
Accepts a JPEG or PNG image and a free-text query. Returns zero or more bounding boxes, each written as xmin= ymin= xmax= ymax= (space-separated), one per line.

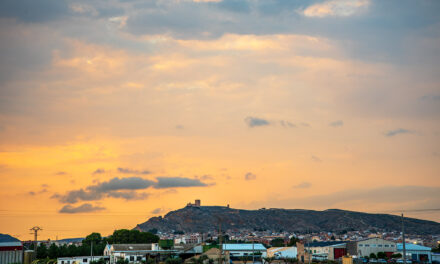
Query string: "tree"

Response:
xmin=165 ymin=258 xmax=182 ymax=264
xmin=107 ymin=229 xmax=159 ymax=244
xmin=270 ymin=238 xmax=285 ymax=247
xmin=36 ymin=243 xmax=48 ymax=259
xmin=287 ymin=237 xmax=299 ymax=247
xmin=48 ymin=244 xmax=59 ymax=259
xmin=432 ymin=244 xmax=440 ymax=253
xmin=330 ymin=236 xmax=335 ymax=241
xmin=369 ymin=253 xmax=377 ymax=259
xmin=159 ymin=240 xmax=174 ymax=250
xmin=377 ymin=252 xmax=386 ymax=259
xmin=83 ymin=233 xmax=102 ymax=246
xmin=391 ymin=253 xmax=402 ymax=259
xmin=116 ymin=259 xmax=129 ymax=264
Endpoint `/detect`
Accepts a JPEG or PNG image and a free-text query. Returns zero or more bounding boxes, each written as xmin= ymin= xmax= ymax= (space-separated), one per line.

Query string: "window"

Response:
xmin=359 ymin=245 xmax=363 ymax=247
xmin=62 ymin=261 xmax=64 ymax=264
xmin=137 ymin=256 xmax=142 ymax=261
xmin=130 ymin=256 xmax=134 ymax=261
xmin=365 ymin=244 xmax=370 ymax=247
xmin=378 ymin=245 xmax=383 ymax=247
xmin=390 ymin=245 xmax=395 ymax=247
xmin=384 ymin=245 xmax=389 ymax=248
xmin=83 ymin=259 xmax=88 ymax=263
xmin=372 ymin=244 xmax=376 ymax=247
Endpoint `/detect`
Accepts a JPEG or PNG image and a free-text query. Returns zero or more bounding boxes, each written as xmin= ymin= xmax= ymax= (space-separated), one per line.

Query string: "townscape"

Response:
xmin=1 ymin=202 xmax=440 ymax=264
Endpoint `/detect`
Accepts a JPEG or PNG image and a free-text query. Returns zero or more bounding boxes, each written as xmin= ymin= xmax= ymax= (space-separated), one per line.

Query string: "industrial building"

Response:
xmin=347 ymin=238 xmax=396 ymax=258
xmin=0 ymin=234 xmax=23 ymax=264
xmin=306 ymin=241 xmax=347 ymax=261
xmin=222 ymin=243 xmax=266 ymax=258
xmin=397 ymin=243 xmax=432 ymax=263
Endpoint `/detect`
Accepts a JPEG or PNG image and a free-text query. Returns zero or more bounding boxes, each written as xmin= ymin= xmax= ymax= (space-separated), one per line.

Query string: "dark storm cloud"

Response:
xmin=53 ymin=176 xmax=211 ymax=203
xmin=154 ymin=177 xmax=209 ymax=189
xmin=117 ymin=167 xmax=151 ymax=175
xmin=90 ymin=177 xmax=155 ymax=192
xmin=107 ymin=191 xmax=149 ymax=200
xmin=59 ymin=203 xmax=105 ymax=214
xmin=329 ymin=120 xmax=343 ymax=127
xmin=53 ymin=177 xmax=155 ymax=203
xmin=384 ymin=128 xmax=412 ymax=137
xmin=245 ymin=117 xmax=270 ymax=127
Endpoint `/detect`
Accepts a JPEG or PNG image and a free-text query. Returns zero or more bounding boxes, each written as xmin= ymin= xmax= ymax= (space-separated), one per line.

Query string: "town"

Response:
xmin=1 ymin=202 xmax=439 ymax=264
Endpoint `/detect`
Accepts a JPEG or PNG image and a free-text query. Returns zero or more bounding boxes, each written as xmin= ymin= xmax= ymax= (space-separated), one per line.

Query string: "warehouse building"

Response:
xmin=0 ymin=234 xmax=23 ymax=264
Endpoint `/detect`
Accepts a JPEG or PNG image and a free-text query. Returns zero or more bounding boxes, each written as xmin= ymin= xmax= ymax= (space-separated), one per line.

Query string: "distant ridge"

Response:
xmin=135 ymin=206 xmax=440 ymax=234
xmin=0 ymin=233 xmax=20 ymax=243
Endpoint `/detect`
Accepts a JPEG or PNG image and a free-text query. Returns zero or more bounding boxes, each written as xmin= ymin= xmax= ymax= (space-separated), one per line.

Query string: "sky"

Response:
xmin=0 ymin=0 xmax=440 ymax=241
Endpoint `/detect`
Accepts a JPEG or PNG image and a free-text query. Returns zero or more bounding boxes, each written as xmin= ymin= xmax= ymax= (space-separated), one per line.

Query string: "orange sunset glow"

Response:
xmin=0 ymin=0 xmax=439 ymax=241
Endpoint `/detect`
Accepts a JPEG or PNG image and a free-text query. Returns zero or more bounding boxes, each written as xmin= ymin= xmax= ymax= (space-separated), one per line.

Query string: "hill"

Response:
xmin=135 ymin=206 xmax=440 ymax=235
xmin=0 ymin=233 xmax=20 ymax=243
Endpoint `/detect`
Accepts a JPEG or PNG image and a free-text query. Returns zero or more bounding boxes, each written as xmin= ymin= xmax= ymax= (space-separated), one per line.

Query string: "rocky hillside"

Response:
xmin=135 ymin=206 xmax=440 ymax=235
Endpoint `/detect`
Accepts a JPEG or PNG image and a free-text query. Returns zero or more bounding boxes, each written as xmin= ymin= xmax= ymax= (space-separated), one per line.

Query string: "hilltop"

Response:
xmin=135 ymin=206 xmax=440 ymax=235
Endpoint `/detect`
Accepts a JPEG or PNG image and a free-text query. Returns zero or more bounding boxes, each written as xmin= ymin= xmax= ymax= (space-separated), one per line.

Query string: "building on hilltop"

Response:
xmin=186 ymin=199 xmax=201 ymax=207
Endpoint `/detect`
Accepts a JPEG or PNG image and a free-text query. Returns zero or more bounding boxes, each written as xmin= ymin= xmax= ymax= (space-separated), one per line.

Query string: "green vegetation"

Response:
xmin=432 ymin=244 xmax=440 ymax=253
xmin=34 ymin=229 xmax=159 ymax=260
xmin=159 ymin=239 xmax=174 ymax=250
xmin=165 ymin=257 xmax=183 ymax=264
xmin=287 ymin=237 xmax=300 ymax=247
xmin=270 ymin=238 xmax=285 ymax=247
xmin=369 ymin=253 xmax=377 ymax=259
xmin=377 ymin=252 xmax=387 ymax=259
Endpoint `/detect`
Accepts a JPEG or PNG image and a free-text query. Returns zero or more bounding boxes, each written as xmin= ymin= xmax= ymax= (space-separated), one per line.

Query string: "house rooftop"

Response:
xmin=222 ymin=244 xmax=266 ymax=251
xmin=396 ymin=243 xmax=431 ymax=251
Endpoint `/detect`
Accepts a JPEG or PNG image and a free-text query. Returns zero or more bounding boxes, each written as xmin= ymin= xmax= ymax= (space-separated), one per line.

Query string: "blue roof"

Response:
xmin=397 ymin=243 xmax=431 ymax=251
xmin=222 ymin=244 xmax=266 ymax=251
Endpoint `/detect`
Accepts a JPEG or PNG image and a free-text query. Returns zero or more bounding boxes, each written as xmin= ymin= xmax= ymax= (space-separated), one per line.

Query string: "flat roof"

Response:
xmin=223 ymin=244 xmax=266 ymax=251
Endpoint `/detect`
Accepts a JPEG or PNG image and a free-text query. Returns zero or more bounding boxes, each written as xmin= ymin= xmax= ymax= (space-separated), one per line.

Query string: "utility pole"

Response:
xmin=29 ymin=226 xmax=42 ymax=250
xmin=402 ymin=214 xmax=406 ymax=264
xmin=218 ymin=221 xmax=223 ymax=264
xmin=252 ymin=234 xmax=255 ymax=264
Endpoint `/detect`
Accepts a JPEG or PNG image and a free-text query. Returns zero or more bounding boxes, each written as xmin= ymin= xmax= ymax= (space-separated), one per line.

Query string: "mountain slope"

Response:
xmin=135 ymin=206 xmax=440 ymax=234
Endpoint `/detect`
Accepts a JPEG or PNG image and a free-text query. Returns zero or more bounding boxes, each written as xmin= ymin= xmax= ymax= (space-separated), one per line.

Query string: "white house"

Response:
xmin=104 ymin=244 xmax=176 ymax=264
xmin=57 ymin=256 xmax=108 ymax=264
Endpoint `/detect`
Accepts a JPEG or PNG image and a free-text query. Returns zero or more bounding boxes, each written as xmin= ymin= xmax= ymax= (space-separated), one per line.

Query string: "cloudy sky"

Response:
xmin=0 ymin=0 xmax=439 ymax=240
